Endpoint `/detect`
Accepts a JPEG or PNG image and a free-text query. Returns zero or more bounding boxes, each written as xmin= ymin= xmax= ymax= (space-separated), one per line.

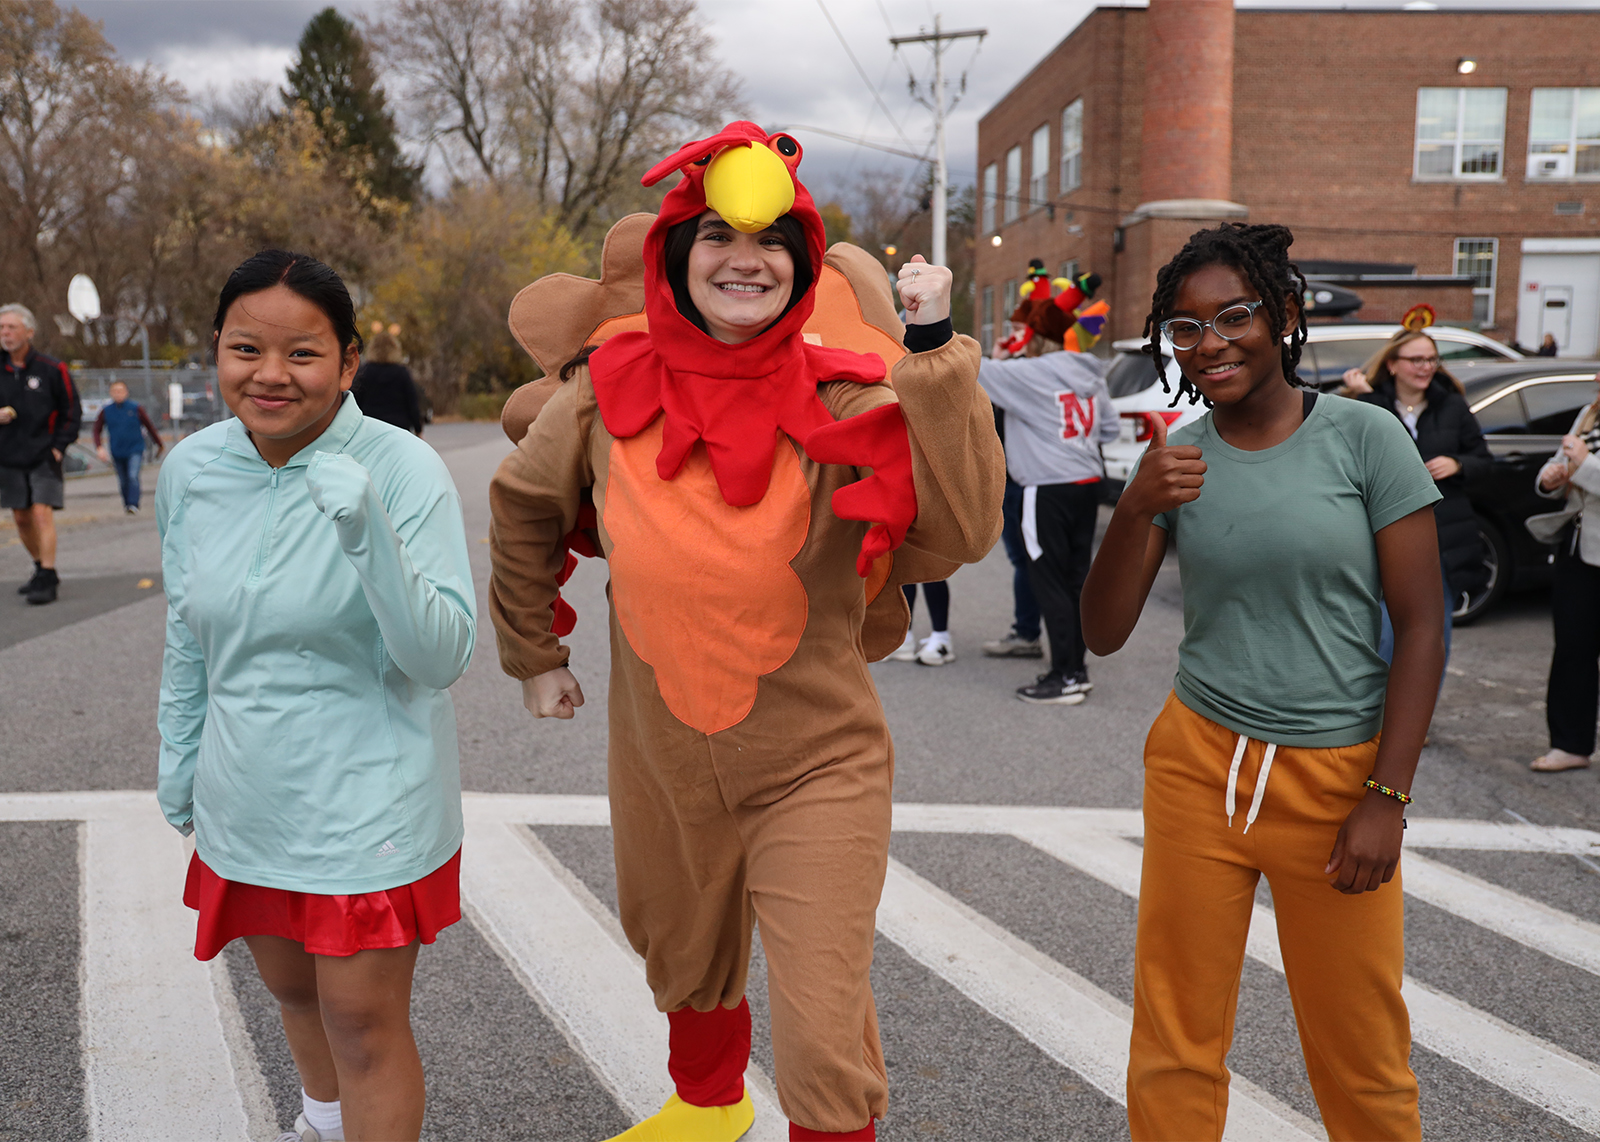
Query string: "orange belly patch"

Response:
xmin=604 ymin=419 xmax=811 ymax=735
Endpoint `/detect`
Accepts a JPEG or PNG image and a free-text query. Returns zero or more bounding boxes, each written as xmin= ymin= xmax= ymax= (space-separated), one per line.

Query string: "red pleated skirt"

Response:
xmin=183 ymin=848 xmax=462 ymax=961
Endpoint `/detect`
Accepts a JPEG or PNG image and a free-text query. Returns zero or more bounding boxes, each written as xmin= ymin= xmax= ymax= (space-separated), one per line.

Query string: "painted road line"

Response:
xmin=1403 ymin=852 xmax=1600 ymax=978
xmin=458 ymin=809 xmax=788 ymax=1140
xmin=1020 ymin=825 xmax=1600 ymax=1138
xmin=81 ymin=800 xmax=250 ymax=1141
xmin=451 ymin=794 xmax=1600 ymax=858
xmin=9 ymin=793 xmax=1600 ymax=858
xmin=877 ymin=859 xmax=1322 ymax=1142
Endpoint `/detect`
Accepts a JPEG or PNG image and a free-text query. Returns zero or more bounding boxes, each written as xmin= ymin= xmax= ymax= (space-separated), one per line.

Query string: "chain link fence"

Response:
xmin=63 ymin=365 xmax=228 ymax=476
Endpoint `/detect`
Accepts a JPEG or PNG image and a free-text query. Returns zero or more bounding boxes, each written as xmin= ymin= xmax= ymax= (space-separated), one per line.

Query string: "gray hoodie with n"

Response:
xmin=977 ymin=351 xmax=1119 ymax=487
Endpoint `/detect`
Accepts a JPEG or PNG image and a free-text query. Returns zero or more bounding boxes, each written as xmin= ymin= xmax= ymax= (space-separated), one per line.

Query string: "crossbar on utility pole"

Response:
xmin=890 ymin=15 xmax=986 ymax=268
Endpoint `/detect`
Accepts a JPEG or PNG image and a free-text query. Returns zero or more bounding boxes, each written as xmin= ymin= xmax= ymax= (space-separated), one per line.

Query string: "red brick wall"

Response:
xmin=973 ymin=7 xmax=1600 ymax=347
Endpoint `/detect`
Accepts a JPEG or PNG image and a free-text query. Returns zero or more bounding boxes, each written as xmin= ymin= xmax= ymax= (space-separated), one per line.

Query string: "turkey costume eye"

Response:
xmin=774 ymin=136 xmax=798 ymax=157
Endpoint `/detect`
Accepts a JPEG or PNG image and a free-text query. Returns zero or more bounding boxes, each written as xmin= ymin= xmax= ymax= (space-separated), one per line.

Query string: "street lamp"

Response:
xmin=1457 ymin=58 xmax=1477 ymax=74
xmin=991 ymin=235 xmax=1003 ymax=247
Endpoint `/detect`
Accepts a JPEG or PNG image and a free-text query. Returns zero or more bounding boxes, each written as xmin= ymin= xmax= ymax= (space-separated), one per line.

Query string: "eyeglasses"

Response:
xmin=1394 ymin=354 xmax=1440 ymax=367
xmin=1160 ymin=301 xmax=1264 ymax=351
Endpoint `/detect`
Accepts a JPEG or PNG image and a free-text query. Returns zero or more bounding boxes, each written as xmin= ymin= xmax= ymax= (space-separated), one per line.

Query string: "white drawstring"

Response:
xmin=1243 ymin=743 xmax=1277 ymax=834
xmin=1224 ymin=734 xmax=1248 ymax=826
xmin=1225 ymin=733 xmax=1279 ymax=833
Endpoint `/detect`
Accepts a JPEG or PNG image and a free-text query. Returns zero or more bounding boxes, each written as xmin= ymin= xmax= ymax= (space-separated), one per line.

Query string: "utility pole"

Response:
xmin=890 ymin=15 xmax=986 ymax=268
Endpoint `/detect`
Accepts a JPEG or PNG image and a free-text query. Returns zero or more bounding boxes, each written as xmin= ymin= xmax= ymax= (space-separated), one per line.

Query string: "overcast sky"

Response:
xmin=71 ymin=0 xmax=1600 ymax=200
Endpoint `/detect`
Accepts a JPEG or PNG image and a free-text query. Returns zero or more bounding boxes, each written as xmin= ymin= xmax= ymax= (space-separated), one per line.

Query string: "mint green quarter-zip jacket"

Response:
xmin=156 ymin=395 xmax=476 ymax=894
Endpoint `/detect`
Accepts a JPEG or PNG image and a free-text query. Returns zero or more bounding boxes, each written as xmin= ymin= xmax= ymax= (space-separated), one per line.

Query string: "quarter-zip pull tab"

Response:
xmin=270 ymin=468 xmax=280 ymax=488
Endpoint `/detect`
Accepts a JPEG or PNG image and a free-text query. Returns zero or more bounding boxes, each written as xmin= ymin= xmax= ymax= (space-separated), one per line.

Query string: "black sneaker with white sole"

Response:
xmin=1016 ymin=672 xmax=1086 ymax=705
xmin=17 ymin=562 xmax=42 ymax=594
xmin=1063 ymin=671 xmax=1093 ymax=695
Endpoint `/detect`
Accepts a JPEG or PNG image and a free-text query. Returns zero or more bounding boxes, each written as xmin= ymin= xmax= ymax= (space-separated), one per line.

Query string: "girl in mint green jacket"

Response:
xmin=157 ymin=251 xmax=475 ymax=1142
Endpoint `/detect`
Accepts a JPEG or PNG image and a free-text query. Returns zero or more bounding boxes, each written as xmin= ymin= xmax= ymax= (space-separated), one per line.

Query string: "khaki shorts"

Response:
xmin=0 ymin=456 xmax=65 ymax=511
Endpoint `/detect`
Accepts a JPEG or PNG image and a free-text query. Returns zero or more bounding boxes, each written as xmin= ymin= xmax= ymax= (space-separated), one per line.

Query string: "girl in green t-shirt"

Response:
xmin=1082 ymin=224 xmax=1444 ymax=1142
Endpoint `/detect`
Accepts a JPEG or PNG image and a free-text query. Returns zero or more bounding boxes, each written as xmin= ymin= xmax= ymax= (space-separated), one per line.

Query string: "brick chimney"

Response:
xmin=1140 ymin=0 xmax=1235 ymax=203
xmin=1111 ymin=0 xmax=1248 ymax=340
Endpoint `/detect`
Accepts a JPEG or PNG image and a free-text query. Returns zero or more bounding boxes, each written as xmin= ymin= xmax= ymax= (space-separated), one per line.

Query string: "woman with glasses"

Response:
xmin=1082 ymin=223 xmax=1441 ymax=1141
xmin=1340 ymin=331 xmax=1492 ymax=667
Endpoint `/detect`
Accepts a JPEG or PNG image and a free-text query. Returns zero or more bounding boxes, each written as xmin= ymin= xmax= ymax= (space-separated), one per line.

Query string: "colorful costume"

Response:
xmin=996 ymin=260 xmax=1108 ymax=356
xmin=488 ymin=122 xmax=1004 ymax=1139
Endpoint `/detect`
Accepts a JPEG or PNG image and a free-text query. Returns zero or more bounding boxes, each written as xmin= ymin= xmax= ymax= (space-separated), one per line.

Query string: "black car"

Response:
xmin=1453 ymin=359 xmax=1600 ymax=622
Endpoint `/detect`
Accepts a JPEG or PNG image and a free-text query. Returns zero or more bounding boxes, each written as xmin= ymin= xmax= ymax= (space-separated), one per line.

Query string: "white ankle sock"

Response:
xmin=925 ymin=630 xmax=951 ymax=648
xmin=302 ymin=1091 xmax=344 ymax=1140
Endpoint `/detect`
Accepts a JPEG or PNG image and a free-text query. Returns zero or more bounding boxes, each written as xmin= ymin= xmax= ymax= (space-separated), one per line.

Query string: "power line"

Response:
xmin=813 ymin=0 xmax=914 ymax=150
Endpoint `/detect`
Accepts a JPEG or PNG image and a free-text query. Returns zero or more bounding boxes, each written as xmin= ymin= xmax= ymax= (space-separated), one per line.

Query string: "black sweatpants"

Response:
xmin=1025 ymin=482 xmax=1099 ymax=678
xmin=1548 ymin=538 xmax=1600 ymax=757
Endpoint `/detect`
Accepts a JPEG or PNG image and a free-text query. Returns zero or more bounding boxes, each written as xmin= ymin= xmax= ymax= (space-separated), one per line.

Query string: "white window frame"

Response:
xmin=981 ymin=163 xmax=997 ymax=233
xmin=1002 ymin=278 xmax=1019 ymax=338
xmin=1454 ymin=237 xmax=1499 ymax=328
xmin=1030 ymin=124 xmax=1050 ymax=209
xmin=1004 ymin=146 xmax=1022 ymax=223
xmin=1060 ymin=99 xmax=1083 ymax=193
xmin=980 ymin=285 xmax=995 ymax=354
xmin=1528 ymin=88 xmax=1600 ymax=180
xmin=1414 ymin=87 xmax=1507 ymax=180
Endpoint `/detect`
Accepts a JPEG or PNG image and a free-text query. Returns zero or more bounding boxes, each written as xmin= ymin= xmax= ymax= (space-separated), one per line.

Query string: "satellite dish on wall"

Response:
xmin=67 ymin=274 xmax=101 ymax=323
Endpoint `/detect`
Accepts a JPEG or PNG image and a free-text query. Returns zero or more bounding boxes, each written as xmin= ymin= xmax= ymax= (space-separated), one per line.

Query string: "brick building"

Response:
xmin=972 ymin=4 xmax=1600 ymax=355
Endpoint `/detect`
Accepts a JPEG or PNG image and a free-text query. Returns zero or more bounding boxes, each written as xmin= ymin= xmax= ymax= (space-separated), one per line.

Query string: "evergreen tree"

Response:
xmin=283 ymin=7 xmax=421 ymax=208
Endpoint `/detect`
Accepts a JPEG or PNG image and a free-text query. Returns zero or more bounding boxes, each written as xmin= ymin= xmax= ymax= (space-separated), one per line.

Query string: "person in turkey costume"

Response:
xmin=487 ymin=122 xmax=1005 ymax=1141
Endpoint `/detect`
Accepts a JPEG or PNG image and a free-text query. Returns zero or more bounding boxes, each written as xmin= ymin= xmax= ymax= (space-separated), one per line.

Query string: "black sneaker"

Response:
xmin=17 ymin=562 xmax=42 ymax=594
xmin=25 ymin=568 xmax=57 ymax=605
xmin=1016 ymin=672 xmax=1086 ymax=705
xmin=1063 ymin=671 xmax=1093 ymax=695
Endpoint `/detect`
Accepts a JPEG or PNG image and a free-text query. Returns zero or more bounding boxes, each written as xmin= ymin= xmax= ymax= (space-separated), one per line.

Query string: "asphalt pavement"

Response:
xmin=2 ymin=420 xmax=1597 ymax=1142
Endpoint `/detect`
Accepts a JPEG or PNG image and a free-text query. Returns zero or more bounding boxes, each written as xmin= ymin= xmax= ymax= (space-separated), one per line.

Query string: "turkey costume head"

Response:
xmin=635 ymin=121 xmax=825 ymax=365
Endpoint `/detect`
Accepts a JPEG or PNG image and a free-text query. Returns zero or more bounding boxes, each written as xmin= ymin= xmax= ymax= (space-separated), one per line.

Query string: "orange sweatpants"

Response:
xmin=1128 ymin=693 xmax=1420 ymax=1141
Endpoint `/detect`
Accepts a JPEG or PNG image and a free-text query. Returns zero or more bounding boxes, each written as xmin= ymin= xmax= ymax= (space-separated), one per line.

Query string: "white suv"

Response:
xmin=1100 ymin=324 xmax=1523 ymax=487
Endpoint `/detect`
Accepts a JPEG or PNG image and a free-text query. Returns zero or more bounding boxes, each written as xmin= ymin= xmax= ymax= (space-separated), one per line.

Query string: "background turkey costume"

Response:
xmin=487 ymin=121 xmax=1005 ymax=1141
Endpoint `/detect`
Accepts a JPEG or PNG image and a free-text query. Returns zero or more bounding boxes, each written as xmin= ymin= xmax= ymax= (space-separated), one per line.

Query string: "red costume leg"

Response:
xmin=667 ymin=998 xmax=752 ymax=1107
xmin=789 ymin=1123 xmax=875 ymax=1140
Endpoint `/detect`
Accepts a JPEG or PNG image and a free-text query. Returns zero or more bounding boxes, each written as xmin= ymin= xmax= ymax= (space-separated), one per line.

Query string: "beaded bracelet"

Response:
xmin=1363 ymin=777 xmax=1413 ymax=805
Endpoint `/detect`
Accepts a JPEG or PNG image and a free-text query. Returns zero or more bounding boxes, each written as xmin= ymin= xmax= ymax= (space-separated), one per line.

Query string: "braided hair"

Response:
xmin=1142 ymin=223 xmax=1309 ymax=408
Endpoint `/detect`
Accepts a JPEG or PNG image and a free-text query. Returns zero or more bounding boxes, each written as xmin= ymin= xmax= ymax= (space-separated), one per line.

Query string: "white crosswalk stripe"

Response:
xmin=4 ymin=790 xmax=1599 ymax=1141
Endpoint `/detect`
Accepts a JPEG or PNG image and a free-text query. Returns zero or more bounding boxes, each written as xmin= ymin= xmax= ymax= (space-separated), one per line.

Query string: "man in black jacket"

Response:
xmin=0 ymin=304 xmax=81 ymax=605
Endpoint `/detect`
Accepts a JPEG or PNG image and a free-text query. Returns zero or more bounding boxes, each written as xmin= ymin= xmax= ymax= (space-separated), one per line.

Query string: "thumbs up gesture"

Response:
xmin=1125 ymin=413 xmax=1206 ymax=518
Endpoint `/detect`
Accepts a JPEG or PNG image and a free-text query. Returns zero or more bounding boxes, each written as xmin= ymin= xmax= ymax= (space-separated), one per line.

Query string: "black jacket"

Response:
xmin=1358 ymin=377 xmax=1492 ymax=596
xmin=351 ymin=362 xmax=425 ymax=434
xmin=0 ymin=348 xmax=81 ymax=470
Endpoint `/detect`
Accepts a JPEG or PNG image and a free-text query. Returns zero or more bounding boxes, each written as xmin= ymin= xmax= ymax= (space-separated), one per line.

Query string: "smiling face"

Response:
xmin=1168 ymin=263 xmax=1295 ymax=406
xmin=1386 ymin=334 xmax=1440 ymax=393
xmin=215 ymin=284 xmax=357 ymax=467
xmin=685 ymin=211 xmax=796 ymax=344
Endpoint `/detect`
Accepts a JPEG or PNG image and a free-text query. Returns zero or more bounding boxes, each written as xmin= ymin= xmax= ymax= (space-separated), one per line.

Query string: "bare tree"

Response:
xmin=364 ymin=0 xmax=507 ymax=182
xmin=369 ymin=0 xmax=744 ymax=237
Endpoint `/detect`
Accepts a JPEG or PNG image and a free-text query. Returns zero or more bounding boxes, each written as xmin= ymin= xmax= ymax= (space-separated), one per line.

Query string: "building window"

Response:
xmin=1030 ymin=124 xmax=1050 ymax=208
xmin=1004 ymin=146 xmax=1021 ymax=223
xmin=1415 ymin=87 xmax=1506 ymax=179
xmin=1002 ymin=278 xmax=1019 ymax=338
xmin=1454 ymin=238 xmax=1498 ymax=327
xmin=981 ymin=163 xmax=997 ymax=233
xmin=1058 ymin=259 xmax=1079 ymax=283
xmin=1061 ymin=98 xmax=1083 ymax=193
xmin=980 ymin=286 xmax=994 ymax=354
xmin=1528 ymin=88 xmax=1600 ymax=179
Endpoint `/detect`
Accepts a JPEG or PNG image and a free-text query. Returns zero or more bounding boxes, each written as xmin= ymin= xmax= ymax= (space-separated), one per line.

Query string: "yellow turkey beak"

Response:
xmin=703 ymin=144 xmax=796 ymax=233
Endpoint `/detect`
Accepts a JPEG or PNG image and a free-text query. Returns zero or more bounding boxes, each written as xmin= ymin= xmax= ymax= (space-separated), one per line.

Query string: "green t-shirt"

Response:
xmin=1139 ymin=395 xmax=1441 ymax=747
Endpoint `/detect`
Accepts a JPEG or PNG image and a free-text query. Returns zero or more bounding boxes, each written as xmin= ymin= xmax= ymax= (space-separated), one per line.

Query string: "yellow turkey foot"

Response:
xmin=605 ymin=1092 xmax=755 ymax=1141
